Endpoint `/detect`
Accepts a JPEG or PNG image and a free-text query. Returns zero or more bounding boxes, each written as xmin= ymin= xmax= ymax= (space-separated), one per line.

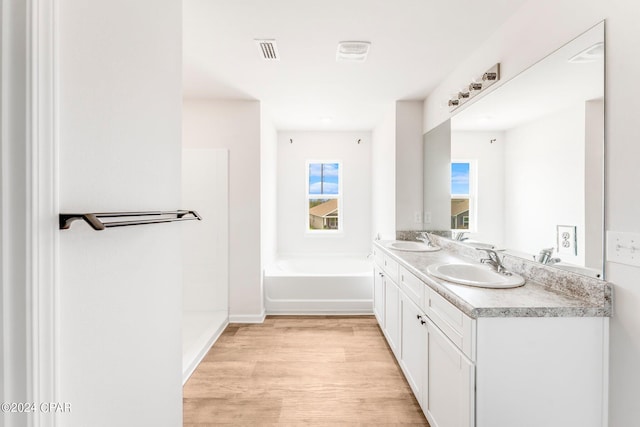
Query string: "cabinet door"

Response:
xmin=373 ymin=266 xmax=385 ymax=328
xmin=424 ymin=319 xmax=474 ymax=427
xmin=384 ymin=278 xmax=400 ymax=357
xmin=400 ymin=292 xmax=426 ymax=401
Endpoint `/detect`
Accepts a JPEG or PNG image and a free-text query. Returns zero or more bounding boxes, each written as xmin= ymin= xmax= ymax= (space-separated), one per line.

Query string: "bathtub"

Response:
xmin=264 ymin=255 xmax=373 ymax=314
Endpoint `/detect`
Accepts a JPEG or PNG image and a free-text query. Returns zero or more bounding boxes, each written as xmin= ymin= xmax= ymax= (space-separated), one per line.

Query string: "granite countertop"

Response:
xmin=374 ymin=240 xmax=612 ymax=319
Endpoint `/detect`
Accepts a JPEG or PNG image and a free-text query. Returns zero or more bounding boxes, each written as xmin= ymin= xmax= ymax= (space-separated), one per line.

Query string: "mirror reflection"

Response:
xmin=424 ymin=22 xmax=604 ymax=279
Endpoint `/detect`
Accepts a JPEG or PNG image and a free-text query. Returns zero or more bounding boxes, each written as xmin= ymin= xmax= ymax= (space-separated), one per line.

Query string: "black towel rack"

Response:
xmin=59 ymin=210 xmax=202 ymax=230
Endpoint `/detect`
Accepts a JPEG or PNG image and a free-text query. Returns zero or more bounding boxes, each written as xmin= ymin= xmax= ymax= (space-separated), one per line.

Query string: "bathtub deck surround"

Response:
xmin=264 ymin=254 xmax=374 ymax=314
xmin=374 ymin=239 xmax=610 ymax=427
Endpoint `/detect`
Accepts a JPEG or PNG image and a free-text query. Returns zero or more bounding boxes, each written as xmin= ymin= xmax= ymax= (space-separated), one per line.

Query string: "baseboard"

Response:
xmin=229 ymin=310 xmax=266 ymax=324
xmin=182 ymin=318 xmax=228 ymax=385
xmin=266 ymin=309 xmax=374 ymax=316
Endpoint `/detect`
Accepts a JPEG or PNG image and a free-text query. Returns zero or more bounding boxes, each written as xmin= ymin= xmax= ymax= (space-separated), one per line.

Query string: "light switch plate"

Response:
xmin=607 ymin=231 xmax=640 ymax=267
xmin=557 ymin=225 xmax=577 ymax=255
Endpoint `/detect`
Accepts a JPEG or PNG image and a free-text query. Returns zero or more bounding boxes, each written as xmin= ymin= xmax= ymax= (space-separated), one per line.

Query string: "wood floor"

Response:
xmin=183 ymin=316 xmax=429 ymax=426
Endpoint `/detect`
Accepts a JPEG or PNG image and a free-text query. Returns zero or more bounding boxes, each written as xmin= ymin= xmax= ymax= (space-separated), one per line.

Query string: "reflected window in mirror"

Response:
xmin=451 ymin=160 xmax=477 ymax=231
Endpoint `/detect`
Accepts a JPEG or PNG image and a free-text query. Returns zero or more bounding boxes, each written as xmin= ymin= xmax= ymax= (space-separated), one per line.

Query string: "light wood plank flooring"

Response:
xmin=183 ymin=315 xmax=429 ymax=426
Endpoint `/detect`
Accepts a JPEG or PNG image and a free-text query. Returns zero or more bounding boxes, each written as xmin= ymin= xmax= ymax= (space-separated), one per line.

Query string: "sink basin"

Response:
xmin=386 ymin=241 xmax=441 ymax=252
xmin=426 ymin=263 xmax=525 ymax=288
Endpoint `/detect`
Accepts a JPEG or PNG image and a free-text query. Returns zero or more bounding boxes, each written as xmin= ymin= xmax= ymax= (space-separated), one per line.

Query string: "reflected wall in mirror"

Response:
xmin=423 ymin=22 xmax=604 ymax=279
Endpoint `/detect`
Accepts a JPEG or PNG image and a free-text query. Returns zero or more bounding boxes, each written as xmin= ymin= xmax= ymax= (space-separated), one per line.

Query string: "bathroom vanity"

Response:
xmin=372 ymin=239 xmax=611 ymax=427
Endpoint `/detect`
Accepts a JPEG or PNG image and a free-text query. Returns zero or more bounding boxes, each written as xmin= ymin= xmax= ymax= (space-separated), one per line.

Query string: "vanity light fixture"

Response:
xmin=448 ymin=63 xmax=501 ymax=112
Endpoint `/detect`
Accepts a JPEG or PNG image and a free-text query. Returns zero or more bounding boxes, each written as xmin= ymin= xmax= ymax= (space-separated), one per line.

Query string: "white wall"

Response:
xmin=261 ymin=109 xmax=278 ymax=268
xmin=585 ymin=99 xmax=604 ymax=270
xmin=423 ymin=1 xmax=640 ymax=424
xmin=395 ymin=101 xmax=424 ymax=230
xmin=277 ymin=131 xmax=372 ymax=255
xmin=182 ymin=99 xmax=263 ymax=322
xmin=451 ymin=131 xmax=505 ymax=247
xmin=58 ymin=1 xmax=182 ymax=426
xmin=423 ymin=121 xmax=452 ymax=231
xmin=371 ymin=105 xmax=396 ymax=239
xmin=504 ymin=104 xmax=585 ymax=264
xmin=182 ymin=149 xmax=229 ymax=313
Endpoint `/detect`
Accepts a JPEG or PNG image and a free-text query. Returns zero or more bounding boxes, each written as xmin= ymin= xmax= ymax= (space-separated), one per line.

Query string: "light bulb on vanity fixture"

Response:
xmin=469 ymin=82 xmax=483 ymax=92
xmin=447 ymin=63 xmax=501 ymax=112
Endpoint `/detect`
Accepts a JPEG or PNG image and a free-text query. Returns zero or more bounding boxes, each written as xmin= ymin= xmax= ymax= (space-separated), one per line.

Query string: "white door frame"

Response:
xmin=1 ymin=1 xmax=59 ymax=426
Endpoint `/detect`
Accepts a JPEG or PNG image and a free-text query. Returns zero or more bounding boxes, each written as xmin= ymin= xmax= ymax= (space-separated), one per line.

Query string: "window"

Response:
xmin=451 ymin=161 xmax=476 ymax=231
xmin=306 ymin=161 xmax=342 ymax=232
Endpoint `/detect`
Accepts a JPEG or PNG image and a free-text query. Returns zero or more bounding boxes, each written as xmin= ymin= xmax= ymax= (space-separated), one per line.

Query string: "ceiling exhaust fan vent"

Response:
xmin=255 ymin=39 xmax=280 ymax=61
xmin=336 ymin=41 xmax=371 ymax=62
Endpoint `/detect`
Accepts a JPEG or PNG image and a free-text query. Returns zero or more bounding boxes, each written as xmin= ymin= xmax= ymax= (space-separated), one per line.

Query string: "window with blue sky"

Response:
xmin=308 ymin=162 xmax=340 ymax=195
xmin=451 ymin=161 xmax=473 ymax=230
xmin=451 ymin=162 xmax=470 ymax=195
xmin=307 ymin=162 xmax=341 ymax=231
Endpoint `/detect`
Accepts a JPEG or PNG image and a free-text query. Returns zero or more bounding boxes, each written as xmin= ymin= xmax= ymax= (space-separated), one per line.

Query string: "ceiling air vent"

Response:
xmin=255 ymin=39 xmax=280 ymax=61
xmin=336 ymin=41 xmax=371 ymax=62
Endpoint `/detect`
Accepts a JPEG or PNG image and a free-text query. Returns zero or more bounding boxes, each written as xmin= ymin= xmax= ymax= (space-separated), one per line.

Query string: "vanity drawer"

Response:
xmin=372 ymin=245 xmax=385 ymax=269
xmin=382 ymin=255 xmax=399 ymax=283
xmin=399 ymin=266 xmax=425 ymax=308
xmin=425 ymin=288 xmax=475 ymax=360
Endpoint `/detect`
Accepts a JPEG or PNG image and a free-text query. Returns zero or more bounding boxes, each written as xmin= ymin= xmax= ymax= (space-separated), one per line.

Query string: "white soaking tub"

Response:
xmin=264 ymin=255 xmax=373 ymax=314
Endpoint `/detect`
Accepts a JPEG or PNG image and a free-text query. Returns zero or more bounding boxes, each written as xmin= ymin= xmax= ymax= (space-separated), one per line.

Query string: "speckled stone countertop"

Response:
xmin=374 ymin=239 xmax=612 ymax=319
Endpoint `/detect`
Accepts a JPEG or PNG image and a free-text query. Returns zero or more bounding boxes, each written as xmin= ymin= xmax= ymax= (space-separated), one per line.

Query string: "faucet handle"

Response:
xmin=475 ymin=247 xmax=499 ymax=258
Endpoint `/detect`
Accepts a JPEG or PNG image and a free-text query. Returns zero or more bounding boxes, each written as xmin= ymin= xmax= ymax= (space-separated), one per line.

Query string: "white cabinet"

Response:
xmin=400 ymin=292 xmax=426 ymax=400
xmin=373 ymin=265 xmax=385 ymax=327
xmin=373 ymin=243 xmax=607 ymax=427
xmin=424 ymin=317 xmax=474 ymax=427
xmin=384 ymin=276 xmax=400 ymax=357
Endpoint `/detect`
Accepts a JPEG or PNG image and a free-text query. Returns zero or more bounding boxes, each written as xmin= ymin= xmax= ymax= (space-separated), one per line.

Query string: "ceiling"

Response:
xmin=183 ymin=0 xmax=528 ymax=131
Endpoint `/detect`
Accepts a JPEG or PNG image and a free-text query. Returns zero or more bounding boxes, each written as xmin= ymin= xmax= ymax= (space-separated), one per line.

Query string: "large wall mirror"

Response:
xmin=423 ymin=22 xmax=605 ymax=279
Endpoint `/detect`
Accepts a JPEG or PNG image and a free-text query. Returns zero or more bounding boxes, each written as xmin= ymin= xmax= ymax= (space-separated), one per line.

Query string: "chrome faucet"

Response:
xmin=454 ymin=231 xmax=469 ymax=241
xmin=476 ymin=248 xmax=511 ymax=275
xmin=417 ymin=232 xmax=436 ymax=247
xmin=534 ymin=247 xmax=561 ymax=265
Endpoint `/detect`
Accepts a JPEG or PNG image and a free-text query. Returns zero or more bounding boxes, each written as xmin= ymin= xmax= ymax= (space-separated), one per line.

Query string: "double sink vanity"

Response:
xmin=372 ymin=234 xmax=611 ymax=427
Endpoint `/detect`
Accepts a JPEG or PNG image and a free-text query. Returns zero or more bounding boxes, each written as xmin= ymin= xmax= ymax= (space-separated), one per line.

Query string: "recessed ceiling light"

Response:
xmin=336 ymin=41 xmax=371 ymax=62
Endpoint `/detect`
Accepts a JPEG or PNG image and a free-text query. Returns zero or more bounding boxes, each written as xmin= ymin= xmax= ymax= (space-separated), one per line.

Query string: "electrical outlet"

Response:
xmin=414 ymin=212 xmax=423 ymax=224
xmin=424 ymin=211 xmax=432 ymax=224
xmin=557 ymin=225 xmax=577 ymax=255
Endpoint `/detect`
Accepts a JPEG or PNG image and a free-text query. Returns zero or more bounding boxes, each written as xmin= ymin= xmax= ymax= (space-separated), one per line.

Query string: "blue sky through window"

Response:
xmin=451 ymin=162 xmax=470 ymax=195
xmin=309 ymin=163 xmax=339 ymax=195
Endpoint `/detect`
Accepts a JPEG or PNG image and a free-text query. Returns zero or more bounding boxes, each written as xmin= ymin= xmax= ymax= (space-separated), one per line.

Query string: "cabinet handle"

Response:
xmin=420 ymin=319 xmax=426 ymax=325
xmin=416 ymin=314 xmax=422 ymax=320
xmin=379 ymin=272 xmax=385 ymax=277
